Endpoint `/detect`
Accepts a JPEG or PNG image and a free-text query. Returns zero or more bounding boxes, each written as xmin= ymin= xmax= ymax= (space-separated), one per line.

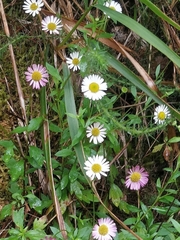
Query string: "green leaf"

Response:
xmin=152 ymin=206 xmax=167 ymax=215
xmin=109 ymin=183 xmax=123 ymax=207
xmin=8 ymin=228 xmax=21 ymax=237
xmin=70 ymin=181 xmax=84 ymax=199
xmin=0 ymin=140 xmax=14 ymax=148
xmin=49 ymin=122 xmax=62 ymax=133
xmin=156 ymin=178 xmax=161 ymax=189
xmin=81 ymin=189 xmax=99 ymax=203
xmin=169 ymin=170 xmax=180 ymax=182
xmin=96 ymin=5 xmax=180 ymax=67
xmin=55 ymin=148 xmax=73 ymax=157
xmin=159 ymin=195 xmax=174 ymax=204
xmin=130 ymin=85 xmax=137 ymax=99
xmin=77 ymin=226 xmax=92 ymax=239
xmin=61 ymin=173 xmax=69 ymax=190
xmin=26 ymin=194 xmax=43 ymax=214
xmin=127 ymin=114 xmax=141 ymax=125
xmin=33 ymin=218 xmax=46 ymax=230
xmin=98 ymin=32 xmax=114 ymax=38
xmin=69 ymin=164 xmax=78 ymax=183
xmin=46 ymin=62 xmax=62 ymax=81
xmin=9 ymin=159 xmax=24 ymax=181
xmin=0 ymin=203 xmax=13 ymax=220
xmin=124 ymin=217 xmax=136 ymax=225
xmin=12 ymin=126 xmax=27 ymax=134
xmin=28 ymin=146 xmax=44 ymax=168
xmin=25 ymin=229 xmax=46 ymax=240
xmin=27 ymin=117 xmax=43 ymax=132
xmin=152 ymin=143 xmax=164 ymax=153
xmin=12 ymin=207 xmax=24 ymax=229
xmin=71 ymin=127 xmax=84 ymax=147
xmin=168 ymin=137 xmax=180 ymax=143
xmin=119 ymin=200 xmax=130 ymax=214
xmin=141 ymin=202 xmax=154 ymax=227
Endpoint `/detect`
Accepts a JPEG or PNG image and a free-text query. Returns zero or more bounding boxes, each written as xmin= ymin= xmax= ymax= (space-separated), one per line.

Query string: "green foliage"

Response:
xmin=109 ymin=183 xmax=123 ymax=207
xmin=28 ymin=146 xmax=44 ymax=169
xmin=1 ymin=0 xmax=180 ymax=239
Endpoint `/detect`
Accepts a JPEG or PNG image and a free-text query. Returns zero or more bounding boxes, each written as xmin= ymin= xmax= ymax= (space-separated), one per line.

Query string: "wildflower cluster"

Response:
xmin=23 ymin=0 xmax=63 ymax=89
xmin=21 ymin=1 xmax=173 ymax=240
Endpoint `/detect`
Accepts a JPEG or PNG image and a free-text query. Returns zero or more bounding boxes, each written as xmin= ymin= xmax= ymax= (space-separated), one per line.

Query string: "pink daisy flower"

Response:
xmin=25 ymin=64 xmax=49 ymax=89
xmin=125 ymin=165 xmax=149 ymax=190
xmin=92 ymin=217 xmax=117 ymax=240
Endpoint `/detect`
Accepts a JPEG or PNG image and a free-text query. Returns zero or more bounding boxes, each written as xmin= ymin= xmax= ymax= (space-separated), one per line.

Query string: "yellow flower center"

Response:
xmin=92 ymin=127 xmax=100 ymax=136
xmin=109 ymin=6 xmax=116 ymax=10
xmin=47 ymin=23 xmax=57 ymax=31
xmin=98 ymin=224 xmax=108 ymax=236
xmin=92 ymin=163 xmax=101 ymax=173
xmin=89 ymin=82 xmax=99 ymax=93
xmin=32 ymin=71 xmax=42 ymax=81
xmin=158 ymin=111 xmax=166 ymax=120
xmin=72 ymin=58 xmax=80 ymax=66
xmin=30 ymin=3 xmax=38 ymax=11
xmin=130 ymin=172 xmax=141 ymax=182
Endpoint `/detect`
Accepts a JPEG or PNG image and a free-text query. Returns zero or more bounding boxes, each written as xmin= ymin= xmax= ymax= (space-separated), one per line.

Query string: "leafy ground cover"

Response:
xmin=0 ymin=0 xmax=180 ymax=239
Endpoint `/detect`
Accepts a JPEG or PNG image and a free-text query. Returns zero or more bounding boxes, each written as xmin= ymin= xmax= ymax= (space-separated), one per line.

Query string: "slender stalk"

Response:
xmin=137 ymin=190 xmax=140 ymax=219
xmin=58 ymin=2 xmax=96 ymax=48
xmin=40 ymin=86 xmax=67 ymax=239
xmin=101 ymin=104 xmax=169 ymax=135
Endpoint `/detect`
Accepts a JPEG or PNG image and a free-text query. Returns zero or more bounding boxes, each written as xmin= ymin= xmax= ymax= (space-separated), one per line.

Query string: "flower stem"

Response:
xmin=40 ymin=86 xmax=67 ymax=239
xmin=58 ymin=1 xmax=96 ymax=48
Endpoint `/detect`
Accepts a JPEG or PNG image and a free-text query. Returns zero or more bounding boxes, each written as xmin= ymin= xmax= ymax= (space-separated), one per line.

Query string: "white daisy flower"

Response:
xmin=104 ymin=0 xmax=122 ymax=17
xmin=42 ymin=16 xmax=63 ymax=35
xmin=66 ymin=52 xmax=82 ymax=71
xmin=86 ymin=122 xmax=106 ymax=144
xmin=23 ymin=0 xmax=44 ymax=17
xmin=84 ymin=155 xmax=110 ymax=181
xmin=81 ymin=74 xmax=107 ymax=101
xmin=154 ymin=105 xmax=171 ymax=124
xmin=92 ymin=217 xmax=117 ymax=240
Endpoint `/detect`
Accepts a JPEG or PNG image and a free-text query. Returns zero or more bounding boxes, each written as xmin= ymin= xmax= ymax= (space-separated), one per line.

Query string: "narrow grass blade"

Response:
xmin=96 ymin=5 xmax=180 ymax=67
xmin=140 ymin=0 xmax=180 ymax=31
xmin=63 ymin=63 xmax=90 ymax=185
xmin=40 ymin=87 xmax=67 ymax=239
